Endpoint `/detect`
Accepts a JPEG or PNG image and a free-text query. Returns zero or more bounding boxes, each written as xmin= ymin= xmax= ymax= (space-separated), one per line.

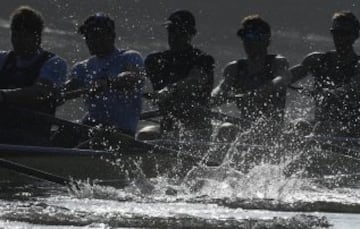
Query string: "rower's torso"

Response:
xmin=145 ymin=47 xmax=214 ymax=130
xmin=311 ymin=51 xmax=359 ymax=89
xmin=0 ymin=50 xmax=67 ymax=143
xmin=69 ymin=48 xmax=144 ymax=134
xmin=230 ymin=55 xmax=288 ymax=122
xmin=308 ymin=51 xmax=360 ymax=129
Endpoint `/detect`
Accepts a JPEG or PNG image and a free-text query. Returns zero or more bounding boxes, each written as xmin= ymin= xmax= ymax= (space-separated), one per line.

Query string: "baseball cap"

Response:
xmin=163 ymin=10 xmax=196 ymax=33
xmin=78 ymin=13 xmax=115 ymax=35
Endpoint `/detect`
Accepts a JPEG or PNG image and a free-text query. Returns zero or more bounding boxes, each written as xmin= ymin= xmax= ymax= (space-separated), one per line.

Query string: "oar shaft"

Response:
xmin=143 ymin=93 xmax=250 ymax=126
xmin=140 ymin=110 xmax=161 ymax=120
xmin=0 ymin=158 xmax=70 ymax=186
xmin=61 ymin=88 xmax=88 ymax=100
xmin=10 ymin=107 xmax=181 ymax=157
xmin=0 ymin=144 xmax=108 ymax=157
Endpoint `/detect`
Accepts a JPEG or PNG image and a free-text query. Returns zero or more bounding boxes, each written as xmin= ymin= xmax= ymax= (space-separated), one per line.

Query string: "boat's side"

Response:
xmin=2 ymin=134 xmax=360 ymax=187
xmin=0 ymin=144 xmax=176 ymax=186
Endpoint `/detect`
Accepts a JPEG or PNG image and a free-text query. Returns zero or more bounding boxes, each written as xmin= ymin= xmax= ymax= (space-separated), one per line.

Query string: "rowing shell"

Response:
xmin=0 ymin=143 xmax=185 ymax=187
xmin=1 ymin=133 xmax=360 ymax=187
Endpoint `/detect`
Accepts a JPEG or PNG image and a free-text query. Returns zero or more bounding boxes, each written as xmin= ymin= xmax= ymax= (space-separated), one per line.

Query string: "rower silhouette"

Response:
xmin=137 ymin=10 xmax=215 ymax=141
xmin=212 ymin=15 xmax=291 ymax=142
xmin=290 ymin=11 xmax=360 ymax=137
xmin=0 ymin=6 xmax=68 ymax=145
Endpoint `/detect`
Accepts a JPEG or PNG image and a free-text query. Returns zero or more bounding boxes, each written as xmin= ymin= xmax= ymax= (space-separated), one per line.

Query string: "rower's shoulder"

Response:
xmin=69 ymin=58 xmax=90 ymax=77
xmin=192 ymin=48 xmax=215 ymax=64
xmin=44 ymin=53 xmax=67 ymax=69
xmin=301 ymin=51 xmax=328 ymax=67
xmin=144 ymin=50 xmax=168 ymax=67
xmin=223 ymin=60 xmax=239 ymax=77
xmin=120 ymin=49 xmax=143 ymax=59
xmin=273 ymin=54 xmax=289 ymax=65
xmin=118 ymin=49 xmax=144 ymax=66
xmin=72 ymin=58 xmax=89 ymax=69
xmin=271 ymin=54 xmax=290 ymax=70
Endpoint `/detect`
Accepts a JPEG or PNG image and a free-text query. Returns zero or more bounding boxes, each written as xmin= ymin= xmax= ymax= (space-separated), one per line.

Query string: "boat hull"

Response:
xmin=0 ymin=144 xmax=178 ymax=187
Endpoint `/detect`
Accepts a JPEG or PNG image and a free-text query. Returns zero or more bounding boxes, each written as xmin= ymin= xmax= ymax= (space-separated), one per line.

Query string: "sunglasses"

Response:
xmin=238 ymin=29 xmax=270 ymax=42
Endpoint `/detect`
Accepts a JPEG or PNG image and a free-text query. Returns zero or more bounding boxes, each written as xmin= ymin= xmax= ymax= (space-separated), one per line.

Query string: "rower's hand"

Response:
xmin=116 ymin=71 xmax=144 ymax=89
xmin=89 ymin=78 xmax=108 ymax=96
xmin=147 ymin=87 xmax=173 ymax=104
xmin=117 ymin=71 xmax=134 ymax=81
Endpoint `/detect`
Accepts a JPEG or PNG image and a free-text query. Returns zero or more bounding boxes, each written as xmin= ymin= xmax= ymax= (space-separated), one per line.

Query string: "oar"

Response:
xmin=0 ymin=144 xmax=108 ymax=157
xmin=0 ymin=158 xmax=71 ymax=186
xmin=139 ymin=110 xmax=161 ymax=120
xmin=60 ymin=88 xmax=88 ymax=101
xmin=9 ymin=107 xmax=183 ymax=157
xmin=143 ymin=92 xmax=251 ymax=126
xmin=0 ymin=157 xmax=127 ymax=188
xmin=305 ymin=135 xmax=360 ymax=160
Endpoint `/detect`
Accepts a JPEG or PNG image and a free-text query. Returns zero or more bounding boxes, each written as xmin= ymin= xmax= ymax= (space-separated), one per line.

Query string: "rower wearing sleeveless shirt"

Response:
xmin=212 ymin=15 xmax=291 ymax=141
xmin=290 ymin=11 xmax=360 ymax=137
xmin=0 ymin=6 xmax=67 ymax=145
xmin=65 ymin=13 xmax=144 ymax=137
xmin=137 ymin=10 xmax=214 ymax=141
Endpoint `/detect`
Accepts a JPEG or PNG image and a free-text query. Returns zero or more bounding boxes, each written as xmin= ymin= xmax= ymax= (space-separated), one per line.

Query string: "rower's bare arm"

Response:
xmin=109 ymin=61 xmax=145 ymax=91
xmin=173 ymin=66 xmax=212 ymax=92
xmin=290 ymin=52 xmax=323 ymax=83
xmin=107 ymin=52 xmax=145 ymax=91
xmin=159 ymin=57 xmax=214 ymax=98
xmin=211 ymin=61 xmax=238 ymax=105
xmin=261 ymin=57 xmax=291 ymax=92
xmin=247 ymin=57 xmax=290 ymax=96
xmin=61 ymin=79 xmax=85 ymax=101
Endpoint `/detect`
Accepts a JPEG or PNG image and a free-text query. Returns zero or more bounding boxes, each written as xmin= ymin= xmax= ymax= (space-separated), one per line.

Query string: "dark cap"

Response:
xmin=237 ymin=15 xmax=271 ymax=41
xmin=78 ymin=13 xmax=115 ymax=35
xmin=331 ymin=11 xmax=360 ymax=33
xmin=163 ymin=10 xmax=196 ymax=34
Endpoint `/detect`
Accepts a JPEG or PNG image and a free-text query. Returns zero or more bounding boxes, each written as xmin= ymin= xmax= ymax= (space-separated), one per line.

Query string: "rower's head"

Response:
xmin=163 ymin=10 xmax=197 ymax=51
xmin=10 ymin=6 xmax=44 ymax=58
xmin=330 ymin=11 xmax=360 ymax=54
xmin=237 ymin=15 xmax=271 ymax=59
xmin=79 ymin=13 xmax=116 ymax=57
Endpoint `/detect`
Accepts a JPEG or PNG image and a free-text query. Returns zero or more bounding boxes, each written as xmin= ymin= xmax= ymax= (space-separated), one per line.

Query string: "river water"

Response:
xmin=1 ymin=0 xmax=360 ymax=228
xmin=1 ymin=161 xmax=360 ymax=228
